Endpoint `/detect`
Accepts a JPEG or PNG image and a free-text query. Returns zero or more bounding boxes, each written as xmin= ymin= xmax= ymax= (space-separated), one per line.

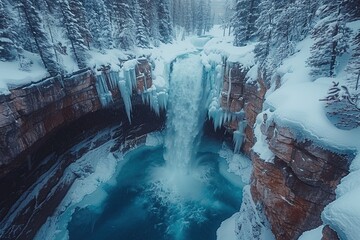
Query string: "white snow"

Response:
xmin=298 ymin=226 xmax=323 ymax=240
xmin=145 ymin=131 xmax=164 ymax=147
xmin=216 ymin=213 xmax=238 ymax=240
xmin=232 ymin=185 xmax=275 ymax=240
xmin=219 ymin=143 xmax=252 ymax=185
xmin=252 ymin=110 xmax=275 ymax=163
xmin=0 ymin=52 xmax=48 ymax=94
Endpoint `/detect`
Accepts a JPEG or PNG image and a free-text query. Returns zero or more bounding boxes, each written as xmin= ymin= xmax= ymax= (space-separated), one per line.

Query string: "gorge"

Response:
xmin=1 ymin=0 xmax=360 ymax=239
xmin=0 ymin=33 xmax=357 ymax=240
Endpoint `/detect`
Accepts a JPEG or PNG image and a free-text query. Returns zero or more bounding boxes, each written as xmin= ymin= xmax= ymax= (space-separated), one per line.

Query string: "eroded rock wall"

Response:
xmin=0 ymin=70 xmax=101 ymax=167
xmin=223 ymin=62 xmax=352 ymax=240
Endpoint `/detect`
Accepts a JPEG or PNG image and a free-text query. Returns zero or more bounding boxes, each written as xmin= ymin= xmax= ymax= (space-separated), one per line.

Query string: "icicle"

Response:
xmin=118 ymin=80 xmax=132 ymax=123
xmin=233 ymin=119 xmax=247 ymax=153
xmin=227 ymin=67 xmax=232 ymax=108
xmin=95 ymin=74 xmax=113 ymax=107
xmin=158 ymin=91 xmax=168 ymax=110
xmin=109 ymin=71 xmax=121 ymax=89
xmin=124 ymin=70 xmax=133 ymax=94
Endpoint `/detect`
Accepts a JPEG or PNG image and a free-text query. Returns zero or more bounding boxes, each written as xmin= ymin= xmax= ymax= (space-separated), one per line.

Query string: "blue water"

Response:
xmin=67 ymin=136 xmax=243 ymax=240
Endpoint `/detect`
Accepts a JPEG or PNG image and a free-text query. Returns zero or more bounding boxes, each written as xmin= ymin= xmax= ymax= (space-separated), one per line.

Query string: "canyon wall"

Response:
xmin=0 ymin=60 xmax=161 ymax=239
xmin=222 ymin=62 xmax=351 ymax=240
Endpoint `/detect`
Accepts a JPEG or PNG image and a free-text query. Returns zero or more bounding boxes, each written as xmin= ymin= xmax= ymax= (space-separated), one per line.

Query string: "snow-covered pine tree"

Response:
xmin=232 ymin=0 xmax=260 ymax=46
xmin=134 ymin=0 xmax=150 ymax=48
xmin=149 ymin=2 xmax=161 ymax=46
xmin=184 ymin=0 xmax=194 ymax=35
xmin=0 ymin=0 xmax=17 ymax=61
xmin=346 ymin=31 xmax=360 ymax=91
xmin=204 ymin=0 xmax=213 ymax=33
xmin=58 ymin=0 xmax=88 ymax=69
xmin=157 ymin=0 xmax=173 ymax=43
xmin=220 ymin=0 xmax=234 ymax=37
xmin=344 ymin=0 xmax=360 ymax=20
xmin=17 ymin=0 xmax=58 ymax=75
xmin=272 ymin=0 xmax=313 ymax=63
xmin=254 ymin=0 xmax=275 ymax=82
xmin=307 ymin=0 xmax=351 ymax=78
xmin=111 ymin=0 xmax=135 ymax=50
xmin=138 ymin=0 xmax=152 ymax=37
xmin=68 ymin=0 xmax=91 ymax=48
xmin=84 ymin=0 xmax=113 ymax=51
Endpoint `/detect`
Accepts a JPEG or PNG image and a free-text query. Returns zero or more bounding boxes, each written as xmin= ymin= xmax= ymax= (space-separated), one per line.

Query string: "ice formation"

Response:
xmin=95 ymin=74 xmax=113 ymax=107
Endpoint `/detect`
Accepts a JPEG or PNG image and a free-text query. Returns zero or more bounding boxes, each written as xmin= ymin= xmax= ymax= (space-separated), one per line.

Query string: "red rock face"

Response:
xmin=322 ymin=225 xmax=340 ymax=240
xmin=135 ymin=59 xmax=152 ymax=94
xmin=250 ymin=122 xmax=350 ymax=240
xmin=242 ymin=76 xmax=267 ymax=155
xmin=232 ymin=65 xmax=350 ymax=239
xmin=220 ymin=62 xmax=246 ymax=113
xmin=0 ymin=70 xmax=102 ymax=167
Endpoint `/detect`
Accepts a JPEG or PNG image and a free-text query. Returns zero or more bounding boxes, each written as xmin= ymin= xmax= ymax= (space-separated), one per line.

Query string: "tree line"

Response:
xmin=230 ymin=0 xmax=360 ymax=128
xmin=0 ymin=0 xmax=213 ymax=76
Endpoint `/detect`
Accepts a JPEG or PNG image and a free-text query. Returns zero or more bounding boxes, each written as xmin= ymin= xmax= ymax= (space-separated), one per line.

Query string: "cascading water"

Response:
xmin=37 ymin=53 xmax=247 ymax=240
xmin=163 ymin=54 xmax=206 ymax=170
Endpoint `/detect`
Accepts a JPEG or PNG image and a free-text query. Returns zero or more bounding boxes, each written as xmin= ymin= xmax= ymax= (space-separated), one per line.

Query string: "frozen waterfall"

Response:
xmin=163 ymin=54 xmax=207 ymax=170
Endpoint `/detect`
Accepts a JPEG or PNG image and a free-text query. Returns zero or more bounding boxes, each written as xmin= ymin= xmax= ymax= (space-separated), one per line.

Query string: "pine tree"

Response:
xmin=134 ymin=0 xmax=150 ymax=48
xmin=112 ymin=0 xmax=135 ymax=50
xmin=17 ymin=0 xmax=58 ymax=75
xmin=138 ymin=0 xmax=151 ymax=36
xmin=84 ymin=0 xmax=113 ymax=51
xmin=232 ymin=0 xmax=260 ymax=46
xmin=68 ymin=0 xmax=92 ymax=48
xmin=0 ymin=0 xmax=17 ymax=61
xmin=149 ymin=2 xmax=161 ymax=46
xmin=272 ymin=1 xmax=311 ymax=62
xmin=307 ymin=0 xmax=351 ymax=78
xmin=58 ymin=0 xmax=88 ymax=69
xmin=157 ymin=0 xmax=173 ymax=43
xmin=344 ymin=0 xmax=360 ymax=20
xmin=254 ymin=0 xmax=275 ymax=66
xmin=346 ymin=31 xmax=360 ymax=91
xmin=220 ymin=0 xmax=234 ymax=36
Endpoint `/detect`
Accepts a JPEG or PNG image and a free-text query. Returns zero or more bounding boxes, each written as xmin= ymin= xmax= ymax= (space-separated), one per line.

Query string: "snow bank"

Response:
xmin=35 ymin=131 xmax=123 ymax=240
xmin=0 ymin=52 xmax=48 ymax=94
xmin=216 ymin=213 xmax=238 ymax=240
xmin=322 ymin=188 xmax=360 ymax=240
xmin=219 ymin=143 xmax=252 ymax=185
xmin=145 ymin=131 xmax=164 ymax=147
xmin=203 ymin=37 xmax=255 ymax=69
xmin=233 ymin=186 xmax=275 ymax=240
xmin=252 ymin=110 xmax=275 ymax=163
xmin=298 ymin=226 xmax=323 ymax=240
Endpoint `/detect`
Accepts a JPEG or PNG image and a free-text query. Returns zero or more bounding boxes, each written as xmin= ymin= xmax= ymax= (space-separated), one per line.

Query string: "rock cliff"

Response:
xmin=0 ymin=59 xmax=160 ymax=239
xmin=221 ymin=61 xmax=352 ymax=240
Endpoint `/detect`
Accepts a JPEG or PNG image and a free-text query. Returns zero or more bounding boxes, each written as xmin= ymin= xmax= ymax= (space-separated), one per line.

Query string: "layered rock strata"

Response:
xmin=0 ymin=59 xmax=157 ymax=239
xmin=221 ymin=61 xmax=352 ymax=240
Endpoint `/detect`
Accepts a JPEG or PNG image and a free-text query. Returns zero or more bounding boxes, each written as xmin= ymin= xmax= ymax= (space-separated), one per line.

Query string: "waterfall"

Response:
xmin=163 ymin=54 xmax=206 ymax=170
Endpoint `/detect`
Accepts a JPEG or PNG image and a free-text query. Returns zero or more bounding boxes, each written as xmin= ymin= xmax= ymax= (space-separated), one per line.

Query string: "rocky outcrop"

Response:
xmin=0 ymin=70 xmax=101 ymax=168
xmin=0 ymin=59 xmax=156 ymax=237
xmin=322 ymin=225 xmax=340 ymax=240
xmin=242 ymin=77 xmax=267 ymax=155
xmin=223 ymin=61 xmax=351 ymax=239
xmin=136 ymin=58 xmax=153 ymax=94
xmin=250 ymin=121 xmax=351 ymax=240
xmin=220 ymin=62 xmax=246 ymax=113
